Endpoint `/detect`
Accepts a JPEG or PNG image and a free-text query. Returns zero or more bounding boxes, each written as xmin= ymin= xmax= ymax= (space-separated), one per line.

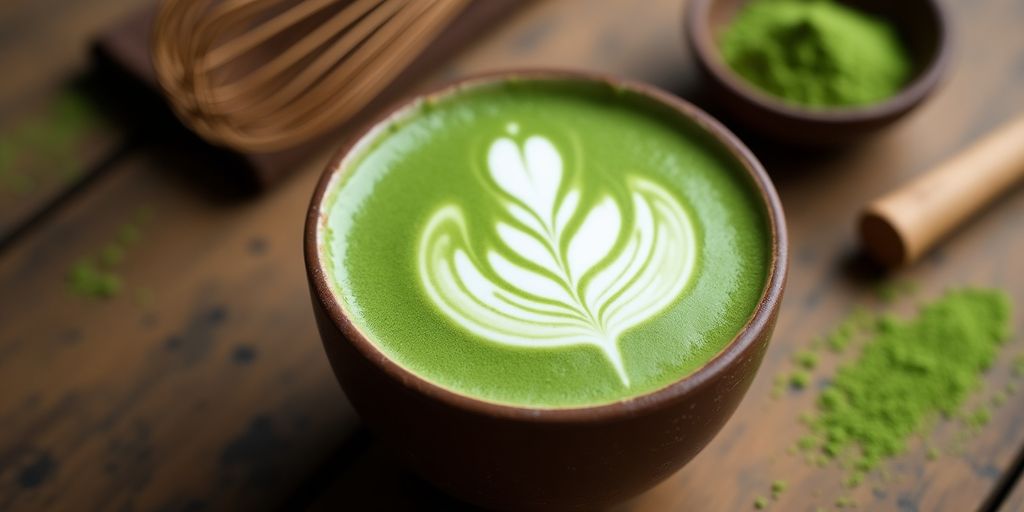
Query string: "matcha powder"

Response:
xmin=810 ymin=289 xmax=1012 ymax=470
xmin=721 ymin=0 xmax=913 ymax=107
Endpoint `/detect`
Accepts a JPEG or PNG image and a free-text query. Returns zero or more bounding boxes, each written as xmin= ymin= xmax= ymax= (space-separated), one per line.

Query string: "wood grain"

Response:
xmin=0 ymin=0 xmax=139 ymax=114
xmin=0 ymin=0 xmax=1023 ymax=511
xmin=0 ymin=146 xmax=353 ymax=510
xmin=0 ymin=0 xmax=140 ymax=248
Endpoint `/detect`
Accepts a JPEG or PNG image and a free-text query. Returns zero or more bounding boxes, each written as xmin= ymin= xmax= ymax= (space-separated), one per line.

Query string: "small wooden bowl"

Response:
xmin=305 ymin=71 xmax=788 ymax=510
xmin=686 ymin=0 xmax=950 ymax=146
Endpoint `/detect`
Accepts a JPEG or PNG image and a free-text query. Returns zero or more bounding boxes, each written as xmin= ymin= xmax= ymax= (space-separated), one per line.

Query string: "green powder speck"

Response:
xmin=754 ymin=496 xmax=768 ymax=509
xmin=797 ymin=435 xmax=817 ymax=451
xmin=876 ymin=279 xmax=918 ymax=303
xmin=966 ymin=407 xmax=991 ymax=429
xmin=926 ymin=446 xmax=941 ymax=461
xmin=992 ymin=391 xmax=1008 ymax=407
xmin=0 ymin=91 xmax=105 ymax=195
xmin=827 ymin=324 xmax=855 ymax=352
xmin=772 ymin=374 xmax=788 ymax=399
xmin=67 ymin=260 xmax=121 ymax=298
xmin=66 ymin=209 xmax=152 ymax=300
xmin=844 ymin=472 xmax=863 ymax=488
xmin=1013 ymin=355 xmax=1024 ymax=377
xmin=99 ymin=243 xmax=125 ymax=266
xmin=825 ymin=309 xmax=873 ymax=353
xmin=795 ymin=350 xmax=819 ymax=369
xmin=721 ymin=0 xmax=913 ymax=108
xmin=118 ymin=224 xmax=141 ymax=245
xmin=790 ymin=370 xmax=811 ymax=390
xmin=836 ymin=496 xmax=856 ymax=508
xmin=807 ymin=289 xmax=1011 ymax=470
xmin=798 ymin=411 xmax=815 ymax=425
xmin=771 ymin=480 xmax=787 ymax=498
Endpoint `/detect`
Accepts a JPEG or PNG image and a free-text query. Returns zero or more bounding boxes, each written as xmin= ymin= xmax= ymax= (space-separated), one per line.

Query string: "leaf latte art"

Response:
xmin=418 ymin=132 xmax=698 ymax=385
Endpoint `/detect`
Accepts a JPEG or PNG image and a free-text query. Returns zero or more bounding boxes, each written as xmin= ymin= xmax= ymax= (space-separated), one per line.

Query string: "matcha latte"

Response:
xmin=317 ymin=79 xmax=771 ymax=408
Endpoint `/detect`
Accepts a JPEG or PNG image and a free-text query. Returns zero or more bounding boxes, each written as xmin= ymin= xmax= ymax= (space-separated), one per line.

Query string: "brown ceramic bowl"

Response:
xmin=687 ymin=0 xmax=949 ymax=146
xmin=304 ymin=71 xmax=788 ymax=511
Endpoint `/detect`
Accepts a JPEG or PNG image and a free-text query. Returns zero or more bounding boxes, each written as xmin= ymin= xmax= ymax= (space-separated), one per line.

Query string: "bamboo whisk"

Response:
xmin=151 ymin=0 xmax=470 ymax=152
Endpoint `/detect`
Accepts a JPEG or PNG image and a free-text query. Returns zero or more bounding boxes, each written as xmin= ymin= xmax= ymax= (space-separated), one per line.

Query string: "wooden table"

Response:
xmin=2 ymin=0 xmax=1023 ymax=510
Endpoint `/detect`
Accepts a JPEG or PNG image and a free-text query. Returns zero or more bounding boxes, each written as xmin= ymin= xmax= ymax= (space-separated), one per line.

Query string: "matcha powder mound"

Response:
xmin=810 ymin=289 xmax=1012 ymax=470
xmin=720 ymin=0 xmax=913 ymax=107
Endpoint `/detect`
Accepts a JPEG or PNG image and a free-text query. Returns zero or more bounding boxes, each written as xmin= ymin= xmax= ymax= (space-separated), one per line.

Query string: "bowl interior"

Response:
xmin=702 ymin=0 xmax=946 ymax=112
xmin=306 ymin=71 xmax=788 ymax=421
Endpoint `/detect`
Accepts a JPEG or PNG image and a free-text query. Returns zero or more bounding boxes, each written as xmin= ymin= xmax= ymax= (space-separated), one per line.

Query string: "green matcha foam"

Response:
xmin=319 ymin=79 xmax=772 ymax=408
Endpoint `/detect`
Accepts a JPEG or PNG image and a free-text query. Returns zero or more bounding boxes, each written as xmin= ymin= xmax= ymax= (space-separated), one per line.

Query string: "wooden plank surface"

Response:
xmin=0 ymin=146 xmax=351 ymax=510
xmin=0 ymin=0 xmax=138 ymax=247
xmin=0 ymin=0 xmax=1023 ymax=511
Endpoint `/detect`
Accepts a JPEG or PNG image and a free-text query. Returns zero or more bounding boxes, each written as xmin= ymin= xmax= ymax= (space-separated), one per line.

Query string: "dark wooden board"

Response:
xmin=1 ymin=0 xmax=1024 ymax=511
xmin=0 ymin=0 xmax=141 ymax=248
xmin=0 ymin=147 xmax=352 ymax=510
xmin=1002 ymin=474 xmax=1024 ymax=512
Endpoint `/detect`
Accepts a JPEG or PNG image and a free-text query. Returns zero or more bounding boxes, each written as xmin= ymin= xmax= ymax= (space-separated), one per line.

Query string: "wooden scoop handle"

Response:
xmin=860 ymin=116 xmax=1024 ymax=267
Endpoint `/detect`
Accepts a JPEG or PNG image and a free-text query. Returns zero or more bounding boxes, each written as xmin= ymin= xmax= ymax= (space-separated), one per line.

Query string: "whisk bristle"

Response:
xmin=152 ymin=0 xmax=470 ymax=152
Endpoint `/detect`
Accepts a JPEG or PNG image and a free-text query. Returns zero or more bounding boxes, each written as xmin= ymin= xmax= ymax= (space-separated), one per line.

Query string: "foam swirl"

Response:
xmin=418 ymin=132 xmax=697 ymax=385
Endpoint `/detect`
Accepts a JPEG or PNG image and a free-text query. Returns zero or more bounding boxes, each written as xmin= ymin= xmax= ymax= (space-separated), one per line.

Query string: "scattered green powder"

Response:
xmin=720 ymin=0 xmax=913 ymax=108
xmin=790 ymin=370 xmax=810 ymax=390
xmin=992 ymin=391 xmax=1008 ymax=407
xmin=0 ymin=91 xmax=104 ymax=195
xmin=99 ymin=243 xmax=125 ymax=266
xmin=835 ymin=495 xmax=856 ymax=508
xmin=795 ymin=350 xmax=819 ymax=369
xmin=68 ymin=259 xmax=121 ymax=298
xmin=1013 ymin=355 xmax=1024 ymax=377
xmin=772 ymin=374 xmax=788 ymax=399
xmin=844 ymin=472 xmax=863 ymax=488
xmin=797 ymin=435 xmax=817 ymax=451
xmin=119 ymin=224 xmax=141 ymax=245
xmin=754 ymin=496 xmax=768 ymax=509
xmin=798 ymin=411 xmax=815 ymax=426
xmin=771 ymin=480 xmax=787 ymax=498
xmin=875 ymin=279 xmax=918 ymax=303
xmin=926 ymin=446 xmax=940 ymax=461
xmin=807 ymin=289 xmax=1012 ymax=470
xmin=966 ymin=407 xmax=991 ymax=430
xmin=826 ymin=325 xmax=855 ymax=352
xmin=66 ymin=209 xmax=152 ymax=300
xmin=825 ymin=308 xmax=874 ymax=353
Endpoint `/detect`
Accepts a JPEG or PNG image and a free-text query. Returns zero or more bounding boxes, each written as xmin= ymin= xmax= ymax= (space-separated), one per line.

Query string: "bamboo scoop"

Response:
xmin=151 ymin=0 xmax=470 ymax=153
xmin=860 ymin=116 xmax=1024 ymax=267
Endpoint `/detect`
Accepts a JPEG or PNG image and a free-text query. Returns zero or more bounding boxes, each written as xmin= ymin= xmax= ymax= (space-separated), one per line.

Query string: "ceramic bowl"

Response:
xmin=304 ymin=71 xmax=788 ymax=511
xmin=687 ymin=0 xmax=950 ymax=146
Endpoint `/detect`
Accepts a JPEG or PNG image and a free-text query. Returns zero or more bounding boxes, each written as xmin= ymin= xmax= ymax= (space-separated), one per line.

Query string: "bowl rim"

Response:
xmin=685 ymin=0 xmax=951 ymax=123
xmin=304 ymin=69 xmax=788 ymax=424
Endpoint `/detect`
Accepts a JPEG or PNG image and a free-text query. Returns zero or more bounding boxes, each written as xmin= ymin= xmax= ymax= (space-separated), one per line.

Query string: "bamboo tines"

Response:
xmin=151 ymin=0 xmax=470 ymax=153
